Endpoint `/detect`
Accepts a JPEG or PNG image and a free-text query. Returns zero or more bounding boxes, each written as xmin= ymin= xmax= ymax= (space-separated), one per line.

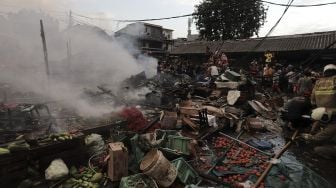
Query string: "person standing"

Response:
xmin=250 ymin=60 xmax=258 ymax=79
xmin=301 ymin=64 xmax=336 ymax=159
xmin=263 ymin=64 xmax=273 ymax=88
xmin=286 ymin=66 xmax=295 ymax=94
xmin=297 ymin=71 xmax=313 ymax=97
xmin=272 ymin=68 xmax=281 ymax=93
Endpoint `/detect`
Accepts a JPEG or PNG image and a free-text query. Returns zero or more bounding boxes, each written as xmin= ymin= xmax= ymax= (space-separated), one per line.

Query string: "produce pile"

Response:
xmin=49 ymin=133 xmax=74 ymax=142
xmin=211 ymin=135 xmax=271 ymax=188
xmin=63 ymin=166 xmax=104 ymax=188
xmin=0 ymin=138 xmax=30 ymax=155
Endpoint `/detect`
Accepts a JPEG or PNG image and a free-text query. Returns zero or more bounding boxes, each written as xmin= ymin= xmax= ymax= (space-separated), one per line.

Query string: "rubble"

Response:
xmin=0 ymin=64 xmax=334 ymax=188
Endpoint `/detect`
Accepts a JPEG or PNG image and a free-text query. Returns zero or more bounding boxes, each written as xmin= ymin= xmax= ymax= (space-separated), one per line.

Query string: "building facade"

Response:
xmin=115 ymin=22 xmax=174 ymax=56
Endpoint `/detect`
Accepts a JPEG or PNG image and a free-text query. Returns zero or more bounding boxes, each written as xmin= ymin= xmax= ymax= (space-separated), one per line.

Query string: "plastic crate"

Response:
xmin=172 ymin=158 xmax=201 ymax=185
xmin=119 ymin=173 xmax=158 ymax=188
xmin=166 ymin=135 xmax=191 ymax=155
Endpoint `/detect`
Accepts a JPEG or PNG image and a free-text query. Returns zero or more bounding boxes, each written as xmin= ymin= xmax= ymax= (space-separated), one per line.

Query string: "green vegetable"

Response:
xmin=83 ymin=181 xmax=89 ymax=187
xmin=0 ymin=147 xmax=10 ymax=155
xmin=91 ymin=183 xmax=100 ymax=188
xmin=8 ymin=142 xmax=29 ymax=152
xmin=73 ymin=173 xmax=82 ymax=179
xmin=63 ymin=178 xmax=76 ymax=188
xmin=90 ymin=173 xmax=103 ymax=183
xmin=84 ymin=173 xmax=93 ymax=178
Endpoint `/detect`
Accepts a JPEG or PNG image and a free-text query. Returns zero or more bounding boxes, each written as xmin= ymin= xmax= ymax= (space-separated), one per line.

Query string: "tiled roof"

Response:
xmin=172 ymin=31 xmax=336 ymax=54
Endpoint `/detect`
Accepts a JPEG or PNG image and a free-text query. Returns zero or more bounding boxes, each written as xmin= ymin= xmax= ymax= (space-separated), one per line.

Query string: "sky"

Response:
xmin=1 ymin=0 xmax=336 ymax=38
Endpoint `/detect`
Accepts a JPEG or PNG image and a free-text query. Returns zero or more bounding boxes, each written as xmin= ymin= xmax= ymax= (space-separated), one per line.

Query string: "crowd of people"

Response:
xmin=158 ymin=53 xmax=324 ymax=100
xmin=249 ymin=62 xmax=336 ymax=159
xmin=157 ymin=59 xmax=203 ymax=79
xmin=249 ymin=60 xmax=321 ymax=97
xmin=157 ymin=53 xmax=336 ymax=160
xmin=157 ymin=51 xmax=230 ymax=83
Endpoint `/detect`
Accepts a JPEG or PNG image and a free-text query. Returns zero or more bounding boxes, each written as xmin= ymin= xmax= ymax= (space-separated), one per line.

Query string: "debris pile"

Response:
xmin=0 ymin=68 xmax=334 ymax=188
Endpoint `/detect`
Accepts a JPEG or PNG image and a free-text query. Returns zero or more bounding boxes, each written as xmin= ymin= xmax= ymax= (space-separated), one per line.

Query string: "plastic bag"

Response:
xmin=45 ymin=159 xmax=69 ymax=180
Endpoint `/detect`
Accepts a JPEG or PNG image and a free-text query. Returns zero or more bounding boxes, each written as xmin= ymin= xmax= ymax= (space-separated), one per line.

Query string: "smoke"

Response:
xmin=0 ymin=10 xmax=157 ymax=117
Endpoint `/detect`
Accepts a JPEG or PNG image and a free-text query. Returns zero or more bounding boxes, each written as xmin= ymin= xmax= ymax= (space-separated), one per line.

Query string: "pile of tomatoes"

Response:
xmin=217 ymin=168 xmax=267 ymax=188
xmin=212 ymin=136 xmax=270 ymax=188
xmin=213 ymin=136 xmax=233 ymax=148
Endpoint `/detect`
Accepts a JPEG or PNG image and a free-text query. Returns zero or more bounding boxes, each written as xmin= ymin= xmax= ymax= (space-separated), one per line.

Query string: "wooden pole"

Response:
xmin=66 ymin=40 xmax=72 ymax=78
xmin=68 ymin=10 xmax=73 ymax=28
xmin=40 ymin=20 xmax=50 ymax=81
xmin=252 ymin=129 xmax=299 ymax=188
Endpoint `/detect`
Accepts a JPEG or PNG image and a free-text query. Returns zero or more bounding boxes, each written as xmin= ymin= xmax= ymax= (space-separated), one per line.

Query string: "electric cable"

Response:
xmin=262 ymin=0 xmax=336 ymax=7
xmin=237 ymin=0 xmax=295 ymax=64
xmin=72 ymin=11 xmax=194 ymax=22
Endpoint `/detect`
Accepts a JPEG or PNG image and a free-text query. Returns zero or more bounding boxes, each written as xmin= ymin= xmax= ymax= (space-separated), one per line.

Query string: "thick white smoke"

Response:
xmin=0 ymin=10 xmax=157 ymax=117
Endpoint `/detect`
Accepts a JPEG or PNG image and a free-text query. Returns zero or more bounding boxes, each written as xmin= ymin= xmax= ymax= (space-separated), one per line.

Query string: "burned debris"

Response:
xmin=1 ymin=60 xmax=335 ymax=188
xmin=0 ymin=4 xmax=336 ymax=188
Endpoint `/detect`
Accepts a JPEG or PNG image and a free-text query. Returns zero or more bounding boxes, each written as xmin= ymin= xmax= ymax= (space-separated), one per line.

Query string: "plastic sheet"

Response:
xmin=265 ymin=155 xmax=333 ymax=188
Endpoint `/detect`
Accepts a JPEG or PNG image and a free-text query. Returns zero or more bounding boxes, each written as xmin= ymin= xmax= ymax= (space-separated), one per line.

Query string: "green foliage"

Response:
xmin=194 ymin=0 xmax=267 ymax=41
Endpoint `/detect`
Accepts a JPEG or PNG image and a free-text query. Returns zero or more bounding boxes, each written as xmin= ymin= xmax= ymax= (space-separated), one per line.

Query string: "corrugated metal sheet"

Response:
xmin=172 ymin=31 xmax=336 ymax=54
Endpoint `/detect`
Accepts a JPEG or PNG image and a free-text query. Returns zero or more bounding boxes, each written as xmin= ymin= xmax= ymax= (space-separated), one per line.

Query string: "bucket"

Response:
xmin=140 ymin=149 xmax=177 ymax=187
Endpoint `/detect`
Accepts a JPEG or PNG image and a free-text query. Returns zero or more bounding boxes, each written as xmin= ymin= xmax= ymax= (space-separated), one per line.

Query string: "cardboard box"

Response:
xmin=108 ymin=142 xmax=128 ymax=181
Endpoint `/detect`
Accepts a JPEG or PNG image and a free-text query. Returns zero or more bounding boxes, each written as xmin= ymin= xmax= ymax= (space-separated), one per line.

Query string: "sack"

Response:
xmin=85 ymin=134 xmax=105 ymax=155
xmin=45 ymin=159 xmax=69 ymax=180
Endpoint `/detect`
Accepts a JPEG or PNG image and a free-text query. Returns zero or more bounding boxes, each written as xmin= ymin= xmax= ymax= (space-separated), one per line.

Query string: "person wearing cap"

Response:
xmin=301 ymin=64 xmax=336 ymax=159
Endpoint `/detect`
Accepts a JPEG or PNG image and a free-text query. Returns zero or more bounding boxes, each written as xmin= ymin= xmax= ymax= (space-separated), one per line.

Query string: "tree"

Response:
xmin=194 ymin=0 xmax=267 ymax=41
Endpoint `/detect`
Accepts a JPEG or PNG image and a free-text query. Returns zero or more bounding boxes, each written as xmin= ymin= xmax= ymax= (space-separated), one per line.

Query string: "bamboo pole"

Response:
xmin=252 ymin=129 xmax=299 ymax=188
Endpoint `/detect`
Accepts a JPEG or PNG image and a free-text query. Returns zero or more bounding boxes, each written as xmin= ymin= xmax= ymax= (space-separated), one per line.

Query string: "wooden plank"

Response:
xmin=180 ymin=107 xmax=199 ymax=116
xmin=182 ymin=117 xmax=198 ymax=131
